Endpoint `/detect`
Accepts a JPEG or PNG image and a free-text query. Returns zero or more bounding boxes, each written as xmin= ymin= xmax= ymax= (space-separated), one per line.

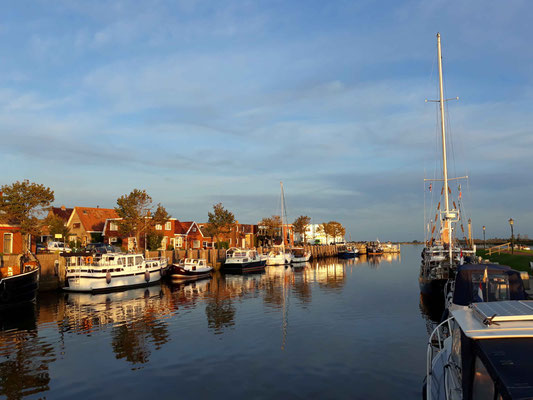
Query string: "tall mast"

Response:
xmin=437 ymin=33 xmax=453 ymax=262
xmin=437 ymin=33 xmax=450 ymax=219
xmin=280 ymin=181 xmax=286 ymax=250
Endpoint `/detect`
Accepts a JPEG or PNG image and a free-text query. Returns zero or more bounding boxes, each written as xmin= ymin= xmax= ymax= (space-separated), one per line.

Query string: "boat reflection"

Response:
xmin=0 ymin=302 xmax=53 ymax=399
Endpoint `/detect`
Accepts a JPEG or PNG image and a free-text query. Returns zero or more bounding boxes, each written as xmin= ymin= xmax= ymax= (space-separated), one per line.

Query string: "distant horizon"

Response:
xmin=1 ymin=1 xmax=531 ymax=241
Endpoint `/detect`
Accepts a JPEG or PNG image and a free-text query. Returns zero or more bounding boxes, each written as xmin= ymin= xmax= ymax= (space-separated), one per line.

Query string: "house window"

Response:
xmin=177 ymin=237 xmax=183 ymax=248
xmin=3 ymin=233 xmax=13 ymax=254
xmin=165 ymin=222 xmax=171 ymax=230
xmin=192 ymin=227 xmax=197 ymax=232
xmin=110 ymin=222 xmax=118 ymax=231
xmin=73 ymin=223 xmax=81 ymax=229
xmin=155 ymin=224 xmax=162 ymax=231
xmin=110 ymin=237 xmax=117 ymax=243
xmin=193 ymin=240 xmax=200 ymax=249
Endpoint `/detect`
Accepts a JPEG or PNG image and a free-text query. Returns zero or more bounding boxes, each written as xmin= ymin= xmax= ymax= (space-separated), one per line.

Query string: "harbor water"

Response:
xmin=0 ymin=245 xmax=433 ymax=399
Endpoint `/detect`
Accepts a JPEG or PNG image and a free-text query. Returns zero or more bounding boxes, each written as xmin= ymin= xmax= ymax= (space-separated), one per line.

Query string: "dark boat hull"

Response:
xmin=170 ymin=264 xmax=212 ymax=280
xmin=221 ymin=259 xmax=266 ymax=273
xmin=0 ymin=268 xmax=39 ymax=310
xmin=419 ymin=277 xmax=447 ymax=300
xmin=338 ymin=252 xmax=357 ymax=259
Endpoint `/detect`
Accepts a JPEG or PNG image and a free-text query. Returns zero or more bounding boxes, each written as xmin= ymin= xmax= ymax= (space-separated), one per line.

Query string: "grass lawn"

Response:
xmin=476 ymin=249 xmax=533 ymax=273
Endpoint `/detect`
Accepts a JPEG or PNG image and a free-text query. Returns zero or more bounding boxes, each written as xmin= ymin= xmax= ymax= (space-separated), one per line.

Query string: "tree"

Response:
xmin=45 ymin=214 xmax=70 ymax=242
xmin=206 ymin=203 xmax=235 ymax=248
xmin=0 ymin=180 xmax=54 ymax=252
xmin=146 ymin=232 xmax=164 ymax=251
xmin=293 ymin=215 xmax=311 ymax=244
xmin=259 ymin=215 xmax=282 ymax=246
xmin=317 ymin=222 xmax=331 ymax=244
xmin=328 ymin=221 xmax=346 ymax=244
xmin=115 ymin=189 xmax=170 ymax=251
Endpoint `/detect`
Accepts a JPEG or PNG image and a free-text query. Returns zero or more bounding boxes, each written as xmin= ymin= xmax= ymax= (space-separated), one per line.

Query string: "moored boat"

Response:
xmin=222 ymin=248 xmax=266 ymax=273
xmin=64 ymin=252 xmax=168 ymax=292
xmin=170 ymin=258 xmax=213 ymax=281
xmin=0 ymin=256 xmax=39 ymax=309
xmin=366 ymin=240 xmax=384 ymax=255
xmin=425 ymin=300 xmax=533 ymax=399
xmin=420 ymin=33 xmax=475 ymax=301
xmin=338 ymin=245 xmax=359 ymax=259
xmin=291 ymin=247 xmax=312 ymax=263
xmin=266 ymin=247 xmax=293 ymax=265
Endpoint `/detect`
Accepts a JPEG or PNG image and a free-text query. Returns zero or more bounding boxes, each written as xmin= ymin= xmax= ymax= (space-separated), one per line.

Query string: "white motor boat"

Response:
xmin=64 ymin=253 xmax=168 ymax=292
xmin=426 ymin=300 xmax=533 ymax=400
xmin=266 ymin=247 xmax=293 ymax=266
xmin=170 ymin=259 xmax=213 ymax=281
xmin=222 ymin=248 xmax=266 ymax=273
xmin=291 ymin=247 xmax=312 ymax=264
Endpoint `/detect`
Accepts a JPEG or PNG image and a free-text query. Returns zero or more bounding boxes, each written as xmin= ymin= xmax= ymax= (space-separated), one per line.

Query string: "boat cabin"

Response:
xmin=452 ymin=264 xmax=527 ymax=306
xmin=428 ymin=301 xmax=533 ymax=400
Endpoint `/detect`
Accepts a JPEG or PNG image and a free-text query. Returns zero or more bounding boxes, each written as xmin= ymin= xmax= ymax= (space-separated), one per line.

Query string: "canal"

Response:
xmin=0 ymin=245 xmax=433 ymax=399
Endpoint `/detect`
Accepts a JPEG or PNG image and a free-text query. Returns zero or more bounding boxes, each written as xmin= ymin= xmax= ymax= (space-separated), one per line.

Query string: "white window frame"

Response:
xmin=3 ymin=233 xmax=13 ymax=254
xmin=155 ymin=224 xmax=162 ymax=231
xmin=110 ymin=222 xmax=118 ymax=231
xmin=165 ymin=221 xmax=171 ymax=230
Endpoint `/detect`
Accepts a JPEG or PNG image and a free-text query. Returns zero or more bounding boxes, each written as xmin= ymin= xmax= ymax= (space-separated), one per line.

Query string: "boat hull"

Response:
xmin=338 ymin=252 xmax=357 ymax=259
xmin=222 ymin=259 xmax=266 ymax=273
xmin=170 ymin=264 xmax=213 ymax=281
xmin=419 ymin=276 xmax=447 ymax=300
xmin=0 ymin=268 xmax=39 ymax=310
xmin=65 ymin=268 xmax=162 ymax=292
xmin=292 ymin=254 xmax=312 ymax=263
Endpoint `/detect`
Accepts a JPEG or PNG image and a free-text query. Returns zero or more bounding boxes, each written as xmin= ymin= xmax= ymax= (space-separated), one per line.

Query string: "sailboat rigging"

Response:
xmin=419 ymin=33 xmax=475 ymax=299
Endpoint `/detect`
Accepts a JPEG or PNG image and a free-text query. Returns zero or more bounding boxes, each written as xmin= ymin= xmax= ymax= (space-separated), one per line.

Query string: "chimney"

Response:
xmin=61 ymin=205 xmax=66 ymax=211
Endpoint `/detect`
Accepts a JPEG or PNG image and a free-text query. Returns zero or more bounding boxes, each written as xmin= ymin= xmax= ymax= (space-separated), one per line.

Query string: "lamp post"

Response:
xmin=482 ymin=226 xmax=486 ymax=250
xmin=509 ymin=218 xmax=514 ymax=254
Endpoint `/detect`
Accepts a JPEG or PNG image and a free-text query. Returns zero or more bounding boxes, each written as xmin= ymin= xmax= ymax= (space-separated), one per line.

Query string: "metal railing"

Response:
xmin=488 ymin=242 xmax=511 ymax=255
xmin=426 ymin=317 xmax=453 ymax=400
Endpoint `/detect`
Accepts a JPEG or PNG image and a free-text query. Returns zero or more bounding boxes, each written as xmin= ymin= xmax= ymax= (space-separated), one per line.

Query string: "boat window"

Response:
xmin=127 ymin=257 xmax=134 ymax=267
xmin=472 ymin=273 xmax=510 ymax=302
xmin=135 ymin=256 xmax=143 ymax=265
xmin=472 ymin=356 xmax=495 ymax=400
xmin=118 ymin=258 xmax=124 ymax=265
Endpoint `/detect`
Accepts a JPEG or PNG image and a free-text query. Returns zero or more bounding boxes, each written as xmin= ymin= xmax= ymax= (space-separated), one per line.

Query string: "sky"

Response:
xmin=1 ymin=0 xmax=532 ymax=241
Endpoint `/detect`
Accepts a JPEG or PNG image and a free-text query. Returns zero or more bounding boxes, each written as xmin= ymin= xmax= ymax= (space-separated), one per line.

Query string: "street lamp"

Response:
xmin=509 ymin=218 xmax=514 ymax=254
xmin=482 ymin=226 xmax=486 ymax=250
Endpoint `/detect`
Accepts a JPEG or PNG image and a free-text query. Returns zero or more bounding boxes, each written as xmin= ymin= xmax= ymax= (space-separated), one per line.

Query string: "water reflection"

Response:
xmin=0 ymin=303 xmax=53 ymax=400
xmin=0 ymin=250 xmax=418 ymax=399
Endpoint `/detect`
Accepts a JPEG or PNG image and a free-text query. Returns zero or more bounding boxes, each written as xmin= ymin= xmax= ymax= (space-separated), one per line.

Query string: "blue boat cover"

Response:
xmin=452 ymin=264 xmax=526 ymax=306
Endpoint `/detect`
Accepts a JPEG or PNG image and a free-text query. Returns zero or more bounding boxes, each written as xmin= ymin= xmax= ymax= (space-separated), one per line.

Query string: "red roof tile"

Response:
xmin=74 ymin=207 xmax=119 ymax=232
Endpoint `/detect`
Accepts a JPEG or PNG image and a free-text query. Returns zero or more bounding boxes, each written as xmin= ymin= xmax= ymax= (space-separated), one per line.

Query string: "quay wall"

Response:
xmin=1 ymin=244 xmax=342 ymax=291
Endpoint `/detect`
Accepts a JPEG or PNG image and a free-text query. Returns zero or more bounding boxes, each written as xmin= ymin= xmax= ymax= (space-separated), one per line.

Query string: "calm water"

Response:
xmin=0 ymin=245 xmax=436 ymax=399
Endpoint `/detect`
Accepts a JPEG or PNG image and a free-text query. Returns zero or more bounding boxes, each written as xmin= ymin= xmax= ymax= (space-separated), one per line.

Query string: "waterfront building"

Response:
xmin=66 ymin=207 xmax=119 ymax=246
xmin=296 ymin=224 xmax=344 ymax=245
xmin=104 ymin=218 xmax=213 ymax=250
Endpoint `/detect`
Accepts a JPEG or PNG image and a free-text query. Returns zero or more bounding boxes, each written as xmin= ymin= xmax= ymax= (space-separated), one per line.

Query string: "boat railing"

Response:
xmin=426 ymin=316 xmax=453 ymax=400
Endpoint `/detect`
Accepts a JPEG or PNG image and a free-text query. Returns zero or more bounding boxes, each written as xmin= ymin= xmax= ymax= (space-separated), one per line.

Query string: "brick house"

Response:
xmin=0 ymin=224 xmax=23 ymax=254
xmin=199 ymin=222 xmax=258 ymax=248
xmin=103 ymin=218 xmax=213 ymax=250
xmin=67 ymin=207 xmax=119 ymax=246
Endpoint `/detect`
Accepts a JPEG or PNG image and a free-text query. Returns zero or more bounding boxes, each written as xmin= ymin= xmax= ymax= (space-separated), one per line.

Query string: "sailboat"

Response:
xmin=266 ymin=182 xmax=293 ymax=266
xmin=419 ymin=33 xmax=476 ymax=299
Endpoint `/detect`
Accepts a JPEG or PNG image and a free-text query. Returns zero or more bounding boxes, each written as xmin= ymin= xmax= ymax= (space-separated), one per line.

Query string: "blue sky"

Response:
xmin=1 ymin=0 xmax=532 ymax=240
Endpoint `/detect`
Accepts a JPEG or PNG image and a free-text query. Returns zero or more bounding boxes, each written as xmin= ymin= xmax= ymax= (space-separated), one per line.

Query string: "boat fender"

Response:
xmin=192 ymin=266 xmax=196 ymax=271
xmin=106 ymin=271 xmax=111 ymax=284
xmin=144 ymin=270 xmax=150 ymax=282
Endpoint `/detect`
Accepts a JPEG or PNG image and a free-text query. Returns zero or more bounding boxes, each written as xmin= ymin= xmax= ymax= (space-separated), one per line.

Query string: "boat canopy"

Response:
xmin=452 ymin=264 xmax=526 ymax=306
